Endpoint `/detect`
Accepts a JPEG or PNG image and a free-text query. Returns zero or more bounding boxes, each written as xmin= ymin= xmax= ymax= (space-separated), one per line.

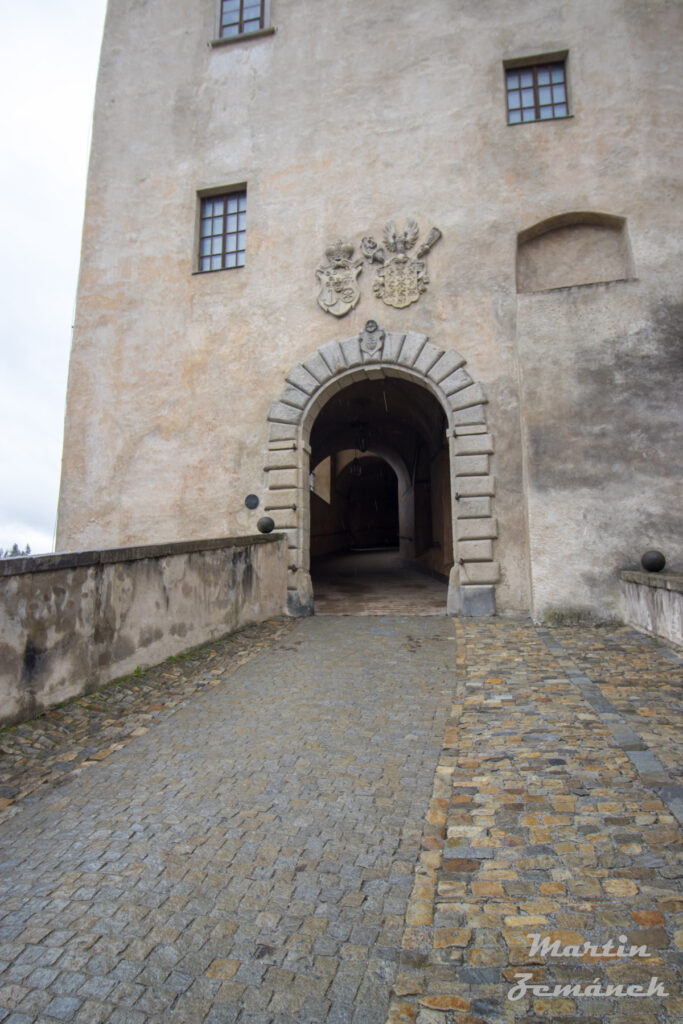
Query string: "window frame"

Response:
xmin=504 ymin=51 xmax=571 ymax=126
xmin=213 ymin=0 xmax=273 ymax=45
xmin=195 ymin=185 xmax=247 ymax=274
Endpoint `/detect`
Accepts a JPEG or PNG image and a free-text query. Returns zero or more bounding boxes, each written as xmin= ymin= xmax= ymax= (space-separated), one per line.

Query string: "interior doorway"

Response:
xmin=311 ymin=453 xmax=399 ymax=555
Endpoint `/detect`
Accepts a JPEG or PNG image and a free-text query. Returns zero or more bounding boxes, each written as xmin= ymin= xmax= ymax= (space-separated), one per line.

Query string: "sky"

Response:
xmin=0 ymin=0 xmax=108 ymax=554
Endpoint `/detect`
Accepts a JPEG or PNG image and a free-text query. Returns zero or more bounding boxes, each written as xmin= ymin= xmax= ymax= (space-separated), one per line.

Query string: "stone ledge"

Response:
xmin=620 ymin=570 xmax=683 ymax=594
xmin=210 ymin=26 xmax=276 ymax=47
xmin=0 ymin=534 xmax=284 ymax=578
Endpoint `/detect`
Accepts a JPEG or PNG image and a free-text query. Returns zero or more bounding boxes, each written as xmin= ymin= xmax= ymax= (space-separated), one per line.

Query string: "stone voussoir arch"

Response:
xmin=264 ymin=323 xmax=499 ymax=617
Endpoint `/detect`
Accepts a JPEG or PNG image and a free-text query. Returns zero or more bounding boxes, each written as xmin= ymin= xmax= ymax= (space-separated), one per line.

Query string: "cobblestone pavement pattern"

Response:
xmin=388 ymin=620 xmax=682 ymax=1024
xmin=0 ymin=618 xmax=681 ymax=1024
xmin=0 ymin=617 xmax=456 ymax=1024
xmin=0 ymin=620 xmax=294 ymax=812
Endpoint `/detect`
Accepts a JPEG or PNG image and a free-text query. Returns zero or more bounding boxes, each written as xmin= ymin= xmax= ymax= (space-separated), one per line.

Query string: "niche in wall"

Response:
xmin=517 ymin=212 xmax=633 ymax=293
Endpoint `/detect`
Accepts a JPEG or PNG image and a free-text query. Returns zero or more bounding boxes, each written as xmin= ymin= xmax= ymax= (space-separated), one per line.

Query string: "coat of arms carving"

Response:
xmin=361 ymin=219 xmax=442 ymax=309
xmin=316 ymin=239 xmax=363 ymax=317
xmin=359 ymin=320 xmax=385 ymax=359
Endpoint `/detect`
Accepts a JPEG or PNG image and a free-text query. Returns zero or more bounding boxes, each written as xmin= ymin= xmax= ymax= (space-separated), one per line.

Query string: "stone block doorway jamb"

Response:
xmin=264 ymin=328 xmax=499 ymax=616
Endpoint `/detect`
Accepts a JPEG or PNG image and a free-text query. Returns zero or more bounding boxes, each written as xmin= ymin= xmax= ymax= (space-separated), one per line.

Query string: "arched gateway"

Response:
xmin=264 ymin=323 xmax=499 ymax=616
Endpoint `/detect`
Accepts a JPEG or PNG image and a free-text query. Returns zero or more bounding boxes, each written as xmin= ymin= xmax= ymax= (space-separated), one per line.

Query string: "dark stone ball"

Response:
xmin=641 ymin=549 xmax=666 ymax=572
xmin=257 ymin=516 xmax=275 ymax=534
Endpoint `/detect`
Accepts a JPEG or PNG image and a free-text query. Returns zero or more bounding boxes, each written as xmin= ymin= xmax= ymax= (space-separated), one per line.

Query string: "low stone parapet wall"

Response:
xmin=620 ymin=569 xmax=683 ymax=648
xmin=0 ymin=534 xmax=287 ymax=726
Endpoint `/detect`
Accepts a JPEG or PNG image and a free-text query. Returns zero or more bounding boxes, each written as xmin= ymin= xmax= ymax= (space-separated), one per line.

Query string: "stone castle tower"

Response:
xmin=57 ymin=0 xmax=683 ymax=618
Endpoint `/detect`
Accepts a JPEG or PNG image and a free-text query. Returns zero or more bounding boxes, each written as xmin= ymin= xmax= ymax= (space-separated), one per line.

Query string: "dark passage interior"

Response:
xmin=309 ymin=377 xmax=453 ymax=607
xmin=311 ymin=453 xmax=399 ymax=551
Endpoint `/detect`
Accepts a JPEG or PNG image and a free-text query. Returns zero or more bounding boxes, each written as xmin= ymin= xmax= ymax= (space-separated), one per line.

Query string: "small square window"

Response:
xmin=219 ymin=0 xmax=265 ymax=38
xmin=198 ymin=190 xmax=247 ymax=272
xmin=505 ymin=60 xmax=568 ymax=124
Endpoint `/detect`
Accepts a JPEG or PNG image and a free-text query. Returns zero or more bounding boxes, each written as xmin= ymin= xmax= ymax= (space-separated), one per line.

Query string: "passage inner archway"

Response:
xmin=311 ymin=453 xmax=400 ymax=556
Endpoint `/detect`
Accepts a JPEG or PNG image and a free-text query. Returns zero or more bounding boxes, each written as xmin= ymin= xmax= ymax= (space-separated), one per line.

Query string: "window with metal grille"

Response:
xmin=219 ymin=0 xmax=265 ymax=38
xmin=199 ymin=191 xmax=246 ymax=272
xmin=506 ymin=61 xmax=568 ymax=124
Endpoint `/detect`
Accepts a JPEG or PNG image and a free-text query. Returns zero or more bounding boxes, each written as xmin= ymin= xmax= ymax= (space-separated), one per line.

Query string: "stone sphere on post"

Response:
xmin=641 ymin=550 xmax=666 ymax=572
xmin=257 ymin=516 xmax=275 ymax=534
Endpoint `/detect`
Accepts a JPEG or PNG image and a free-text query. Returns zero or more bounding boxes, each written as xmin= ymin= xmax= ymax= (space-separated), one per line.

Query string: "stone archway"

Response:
xmin=264 ymin=323 xmax=499 ymax=616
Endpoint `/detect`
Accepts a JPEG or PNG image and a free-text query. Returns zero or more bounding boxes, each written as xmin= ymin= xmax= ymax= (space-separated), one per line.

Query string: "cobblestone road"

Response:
xmin=390 ymin=621 xmax=682 ymax=1024
xmin=0 ymin=617 xmax=457 ymax=1024
xmin=0 ymin=617 xmax=680 ymax=1024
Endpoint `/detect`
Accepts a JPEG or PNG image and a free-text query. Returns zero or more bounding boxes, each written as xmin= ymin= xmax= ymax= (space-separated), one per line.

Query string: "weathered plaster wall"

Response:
xmin=0 ymin=535 xmax=287 ymax=726
xmin=57 ymin=0 xmax=683 ymax=619
xmin=517 ymin=290 xmax=683 ymax=620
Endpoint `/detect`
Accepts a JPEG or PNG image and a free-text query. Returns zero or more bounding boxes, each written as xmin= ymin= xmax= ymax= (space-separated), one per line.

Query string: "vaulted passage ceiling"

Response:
xmin=309 ymin=377 xmax=447 ymax=470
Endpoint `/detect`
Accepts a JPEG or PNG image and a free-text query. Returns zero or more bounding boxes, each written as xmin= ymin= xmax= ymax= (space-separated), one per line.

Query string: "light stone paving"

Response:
xmin=0 ymin=617 xmax=681 ymax=1024
xmin=0 ymin=617 xmax=457 ymax=1024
